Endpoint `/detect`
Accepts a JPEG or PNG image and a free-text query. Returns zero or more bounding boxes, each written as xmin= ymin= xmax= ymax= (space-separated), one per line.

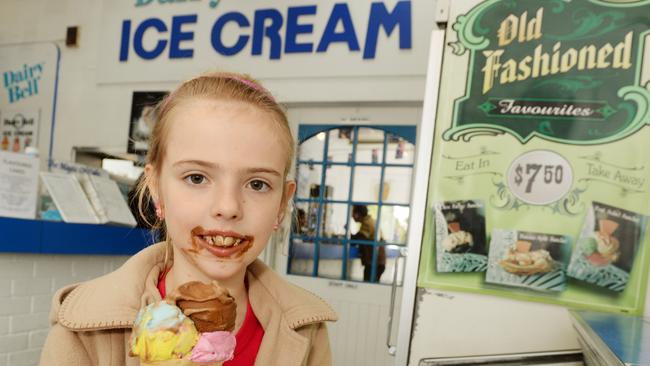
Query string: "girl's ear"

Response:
xmin=144 ymin=164 xmax=161 ymax=205
xmin=278 ymin=180 xmax=297 ymax=221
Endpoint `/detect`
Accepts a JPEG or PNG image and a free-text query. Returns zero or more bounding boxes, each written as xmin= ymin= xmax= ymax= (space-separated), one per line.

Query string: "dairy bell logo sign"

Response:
xmin=445 ymin=0 xmax=650 ymax=144
xmin=2 ymin=63 xmax=44 ymax=104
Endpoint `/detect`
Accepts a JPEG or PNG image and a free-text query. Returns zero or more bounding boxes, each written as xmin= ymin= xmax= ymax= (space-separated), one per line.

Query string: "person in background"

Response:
xmin=351 ymin=205 xmax=386 ymax=283
xmin=292 ymin=207 xmax=307 ymax=234
xmin=40 ymin=72 xmax=337 ymax=366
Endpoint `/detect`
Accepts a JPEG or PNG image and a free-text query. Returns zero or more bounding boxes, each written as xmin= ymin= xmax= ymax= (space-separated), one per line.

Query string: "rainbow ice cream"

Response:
xmin=130 ymin=282 xmax=237 ymax=366
xmin=129 ymin=301 xmax=199 ymax=363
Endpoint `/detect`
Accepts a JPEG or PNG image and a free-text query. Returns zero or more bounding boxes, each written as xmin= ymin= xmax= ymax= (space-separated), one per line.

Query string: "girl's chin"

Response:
xmin=194 ymin=255 xmax=251 ymax=278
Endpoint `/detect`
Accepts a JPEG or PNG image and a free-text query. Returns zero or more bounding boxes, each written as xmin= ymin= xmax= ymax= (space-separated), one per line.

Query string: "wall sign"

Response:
xmin=0 ymin=43 xmax=60 ymax=167
xmin=0 ymin=151 xmax=39 ymax=219
xmin=445 ymin=0 xmax=649 ymax=144
xmin=97 ymin=0 xmax=433 ymax=84
xmin=118 ymin=2 xmax=411 ymax=61
xmin=418 ymin=0 xmax=650 ymax=315
xmin=1 ymin=109 xmax=40 ymax=153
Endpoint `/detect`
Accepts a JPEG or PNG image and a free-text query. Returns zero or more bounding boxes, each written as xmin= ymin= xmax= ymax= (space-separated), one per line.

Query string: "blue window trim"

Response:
xmin=298 ymin=125 xmax=416 ymax=145
xmin=290 ymin=124 xmax=416 ymax=283
xmin=297 ymin=160 xmax=413 ymax=168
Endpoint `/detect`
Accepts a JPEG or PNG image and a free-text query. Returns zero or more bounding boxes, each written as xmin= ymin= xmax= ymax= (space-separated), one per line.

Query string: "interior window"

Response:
xmin=289 ymin=125 xmax=415 ymax=284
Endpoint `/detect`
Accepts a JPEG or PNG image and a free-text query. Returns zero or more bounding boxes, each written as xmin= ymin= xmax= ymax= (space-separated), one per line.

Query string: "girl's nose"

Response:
xmin=210 ymin=184 xmax=242 ymax=220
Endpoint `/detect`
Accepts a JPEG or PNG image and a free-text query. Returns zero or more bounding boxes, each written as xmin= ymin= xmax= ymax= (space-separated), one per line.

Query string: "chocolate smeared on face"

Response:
xmin=188 ymin=226 xmax=203 ymax=254
xmin=170 ymin=281 xmax=237 ymax=333
xmin=190 ymin=226 xmax=255 ymax=259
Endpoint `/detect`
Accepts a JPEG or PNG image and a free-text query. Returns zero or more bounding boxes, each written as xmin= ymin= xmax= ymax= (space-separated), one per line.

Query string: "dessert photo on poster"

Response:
xmin=434 ymin=199 xmax=487 ymax=272
xmin=0 ymin=109 xmax=40 ymax=153
xmin=568 ymin=201 xmax=649 ymax=292
xmin=128 ymin=91 xmax=168 ymax=154
xmin=486 ymin=229 xmax=571 ymax=292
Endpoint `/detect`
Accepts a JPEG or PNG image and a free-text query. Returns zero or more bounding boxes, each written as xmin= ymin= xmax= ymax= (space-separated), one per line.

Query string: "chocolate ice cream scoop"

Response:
xmin=170 ymin=281 xmax=237 ymax=333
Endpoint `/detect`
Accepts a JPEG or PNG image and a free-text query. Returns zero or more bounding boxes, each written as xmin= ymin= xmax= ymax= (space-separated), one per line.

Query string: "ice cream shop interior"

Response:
xmin=1 ymin=0 xmax=649 ymax=365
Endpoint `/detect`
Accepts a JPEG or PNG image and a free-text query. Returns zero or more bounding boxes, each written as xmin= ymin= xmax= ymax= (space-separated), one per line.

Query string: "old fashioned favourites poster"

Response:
xmin=418 ymin=0 xmax=650 ymax=314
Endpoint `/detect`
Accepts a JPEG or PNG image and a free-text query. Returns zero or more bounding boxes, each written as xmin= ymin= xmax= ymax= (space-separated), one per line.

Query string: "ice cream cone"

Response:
xmin=171 ymin=281 xmax=236 ymax=333
xmin=140 ymin=360 xmax=222 ymax=366
xmin=141 ymin=360 xmax=195 ymax=366
xmin=515 ymin=240 xmax=532 ymax=253
xmin=598 ymin=219 xmax=619 ymax=236
xmin=447 ymin=222 xmax=461 ymax=233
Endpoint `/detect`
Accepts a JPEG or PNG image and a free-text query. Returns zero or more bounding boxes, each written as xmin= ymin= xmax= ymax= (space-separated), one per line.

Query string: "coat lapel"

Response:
xmin=254 ymin=309 xmax=310 ymax=366
xmin=247 ymin=260 xmax=337 ymax=366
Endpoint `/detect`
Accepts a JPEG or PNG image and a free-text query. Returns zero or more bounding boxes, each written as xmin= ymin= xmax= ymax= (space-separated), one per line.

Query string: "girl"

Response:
xmin=39 ymin=72 xmax=337 ymax=366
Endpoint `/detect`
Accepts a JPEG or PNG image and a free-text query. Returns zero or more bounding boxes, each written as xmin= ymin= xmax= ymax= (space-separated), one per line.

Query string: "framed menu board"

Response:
xmin=418 ymin=0 xmax=650 ymax=314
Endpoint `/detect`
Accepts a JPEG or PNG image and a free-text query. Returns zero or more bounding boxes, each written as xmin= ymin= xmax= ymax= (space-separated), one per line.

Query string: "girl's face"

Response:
xmin=148 ymin=98 xmax=295 ymax=282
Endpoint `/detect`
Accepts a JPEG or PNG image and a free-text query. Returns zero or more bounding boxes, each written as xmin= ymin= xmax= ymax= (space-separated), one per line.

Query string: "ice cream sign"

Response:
xmin=118 ymin=0 xmax=411 ymax=61
xmin=445 ymin=0 xmax=650 ymax=144
xmin=1 ymin=110 xmax=40 ymax=153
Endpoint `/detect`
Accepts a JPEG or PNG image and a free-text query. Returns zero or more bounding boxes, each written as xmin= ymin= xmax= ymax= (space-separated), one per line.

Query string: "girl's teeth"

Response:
xmin=214 ymin=236 xmax=225 ymax=246
xmin=202 ymin=235 xmax=244 ymax=247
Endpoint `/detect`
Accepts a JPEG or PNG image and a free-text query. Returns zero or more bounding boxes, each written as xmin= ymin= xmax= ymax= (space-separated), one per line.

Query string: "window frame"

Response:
xmin=289 ymin=125 xmax=416 ymax=283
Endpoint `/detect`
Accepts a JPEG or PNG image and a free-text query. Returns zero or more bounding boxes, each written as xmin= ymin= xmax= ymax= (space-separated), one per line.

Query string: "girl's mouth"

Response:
xmin=190 ymin=227 xmax=253 ymax=259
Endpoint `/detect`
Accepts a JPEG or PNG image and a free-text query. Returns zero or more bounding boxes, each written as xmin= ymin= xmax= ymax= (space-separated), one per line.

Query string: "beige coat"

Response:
xmin=39 ymin=243 xmax=337 ymax=366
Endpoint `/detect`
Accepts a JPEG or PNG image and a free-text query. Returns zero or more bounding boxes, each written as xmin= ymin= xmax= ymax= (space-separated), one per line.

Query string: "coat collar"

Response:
xmin=55 ymin=243 xmax=337 ymax=332
xmin=55 ymin=243 xmax=166 ymax=330
xmin=247 ymin=260 xmax=337 ymax=330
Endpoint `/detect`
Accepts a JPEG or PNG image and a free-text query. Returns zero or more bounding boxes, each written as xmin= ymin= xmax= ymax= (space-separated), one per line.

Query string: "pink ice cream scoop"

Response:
xmin=189 ymin=331 xmax=236 ymax=365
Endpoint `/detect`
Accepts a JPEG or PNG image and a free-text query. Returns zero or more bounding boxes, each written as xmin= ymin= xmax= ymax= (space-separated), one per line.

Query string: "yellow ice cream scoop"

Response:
xmin=130 ymin=301 xmax=199 ymax=362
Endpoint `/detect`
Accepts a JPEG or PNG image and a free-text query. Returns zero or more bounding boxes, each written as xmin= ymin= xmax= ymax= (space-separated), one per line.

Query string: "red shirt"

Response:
xmin=157 ymin=270 xmax=264 ymax=365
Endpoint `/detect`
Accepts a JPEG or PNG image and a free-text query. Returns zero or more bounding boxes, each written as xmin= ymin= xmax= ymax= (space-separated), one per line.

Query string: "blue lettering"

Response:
xmin=252 ymin=9 xmax=283 ymax=60
xmin=119 ymin=20 xmax=131 ymax=61
xmin=285 ymin=6 xmax=316 ymax=54
xmin=169 ymin=14 xmax=197 ymax=58
xmin=119 ymin=2 xmax=413 ymax=61
xmin=211 ymin=12 xmax=250 ymax=56
xmin=134 ymin=18 xmax=168 ymax=60
xmin=317 ymin=4 xmax=359 ymax=53
xmin=364 ymin=1 xmax=412 ymax=59
xmin=5 ymin=78 xmax=40 ymax=104
xmin=3 ymin=72 xmax=10 ymax=88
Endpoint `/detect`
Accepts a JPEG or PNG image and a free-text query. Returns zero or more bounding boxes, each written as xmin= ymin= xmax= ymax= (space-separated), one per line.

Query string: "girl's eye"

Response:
xmin=185 ymin=174 xmax=206 ymax=185
xmin=248 ymin=179 xmax=270 ymax=192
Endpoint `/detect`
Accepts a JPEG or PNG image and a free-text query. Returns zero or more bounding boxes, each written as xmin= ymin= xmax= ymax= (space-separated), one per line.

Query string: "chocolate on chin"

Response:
xmin=171 ymin=281 xmax=237 ymax=333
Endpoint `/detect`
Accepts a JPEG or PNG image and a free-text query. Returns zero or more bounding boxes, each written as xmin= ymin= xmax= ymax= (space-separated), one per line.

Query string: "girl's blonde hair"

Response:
xmin=134 ymin=72 xmax=295 ymax=265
